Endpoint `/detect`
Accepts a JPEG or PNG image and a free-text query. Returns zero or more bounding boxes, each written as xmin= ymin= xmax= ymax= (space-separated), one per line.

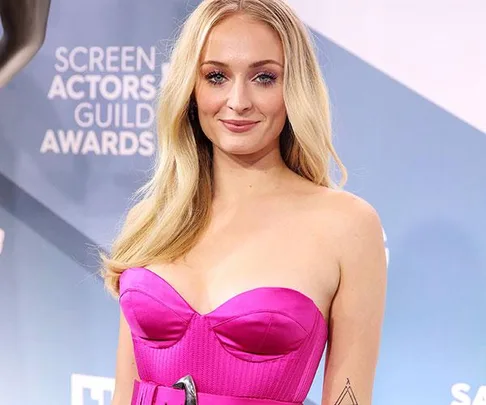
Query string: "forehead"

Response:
xmin=200 ymin=14 xmax=284 ymax=65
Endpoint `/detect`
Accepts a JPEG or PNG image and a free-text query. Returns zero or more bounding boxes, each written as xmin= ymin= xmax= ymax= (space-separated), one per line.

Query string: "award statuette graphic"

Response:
xmin=0 ymin=0 xmax=51 ymax=88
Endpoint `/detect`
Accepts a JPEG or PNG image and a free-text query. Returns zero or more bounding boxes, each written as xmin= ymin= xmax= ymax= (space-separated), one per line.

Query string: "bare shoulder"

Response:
xmin=309 ymin=187 xmax=385 ymax=262
xmin=323 ymin=188 xmax=382 ymax=227
xmin=322 ymin=188 xmax=387 ymax=275
xmin=301 ymin=184 xmax=381 ymax=221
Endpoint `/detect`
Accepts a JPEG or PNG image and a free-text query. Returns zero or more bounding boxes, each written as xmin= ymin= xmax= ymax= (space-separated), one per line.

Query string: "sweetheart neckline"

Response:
xmin=124 ymin=266 xmax=327 ymax=323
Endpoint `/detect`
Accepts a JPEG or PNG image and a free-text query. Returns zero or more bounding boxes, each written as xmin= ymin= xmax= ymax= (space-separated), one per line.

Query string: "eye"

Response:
xmin=204 ymin=70 xmax=278 ymax=87
xmin=254 ymin=72 xmax=278 ymax=86
xmin=205 ymin=70 xmax=226 ymax=86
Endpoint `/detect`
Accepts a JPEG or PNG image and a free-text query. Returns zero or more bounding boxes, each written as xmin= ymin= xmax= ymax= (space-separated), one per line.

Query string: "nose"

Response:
xmin=226 ymin=79 xmax=252 ymax=113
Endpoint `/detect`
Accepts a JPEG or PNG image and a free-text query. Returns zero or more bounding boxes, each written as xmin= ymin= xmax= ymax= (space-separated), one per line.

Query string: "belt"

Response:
xmin=132 ymin=375 xmax=303 ymax=405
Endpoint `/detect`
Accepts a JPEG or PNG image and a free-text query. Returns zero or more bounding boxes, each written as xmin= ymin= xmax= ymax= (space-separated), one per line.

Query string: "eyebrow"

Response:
xmin=200 ymin=59 xmax=283 ymax=68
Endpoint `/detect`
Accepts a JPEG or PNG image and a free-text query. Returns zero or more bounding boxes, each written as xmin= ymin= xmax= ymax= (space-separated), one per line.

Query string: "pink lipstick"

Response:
xmin=221 ymin=119 xmax=259 ymax=133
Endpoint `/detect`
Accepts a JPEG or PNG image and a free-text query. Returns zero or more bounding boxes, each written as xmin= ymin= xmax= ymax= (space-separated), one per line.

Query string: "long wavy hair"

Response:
xmin=100 ymin=0 xmax=347 ymax=297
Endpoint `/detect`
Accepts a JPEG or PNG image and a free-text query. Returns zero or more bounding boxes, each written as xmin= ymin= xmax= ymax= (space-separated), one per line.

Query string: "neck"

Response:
xmin=211 ymin=146 xmax=291 ymax=206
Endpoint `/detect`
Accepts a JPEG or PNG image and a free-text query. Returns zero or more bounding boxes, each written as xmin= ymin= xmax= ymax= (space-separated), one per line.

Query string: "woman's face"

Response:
xmin=194 ymin=14 xmax=287 ymax=157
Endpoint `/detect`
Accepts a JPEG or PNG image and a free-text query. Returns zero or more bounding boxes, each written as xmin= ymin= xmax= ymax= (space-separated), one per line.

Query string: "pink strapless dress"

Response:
xmin=119 ymin=267 xmax=328 ymax=405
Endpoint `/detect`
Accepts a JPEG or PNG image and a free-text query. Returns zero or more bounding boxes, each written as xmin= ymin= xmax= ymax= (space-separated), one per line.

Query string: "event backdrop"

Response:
xmin=1 ymin=1 xmax=485 ymax=404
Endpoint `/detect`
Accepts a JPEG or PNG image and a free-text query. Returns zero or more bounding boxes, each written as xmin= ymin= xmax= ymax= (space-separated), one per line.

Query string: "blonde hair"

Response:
xmin=100 ymin=0 xmax=347 ymax=297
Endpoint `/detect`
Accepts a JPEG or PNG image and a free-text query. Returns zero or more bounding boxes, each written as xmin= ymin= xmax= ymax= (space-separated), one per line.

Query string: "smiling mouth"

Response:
xmin=220 ymin=120 xmax=259 ymax=133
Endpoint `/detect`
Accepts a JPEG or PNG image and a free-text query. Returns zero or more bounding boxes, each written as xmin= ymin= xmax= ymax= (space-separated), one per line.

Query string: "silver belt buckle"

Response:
xmin=172 ymin=375 xmax=198 ymax=405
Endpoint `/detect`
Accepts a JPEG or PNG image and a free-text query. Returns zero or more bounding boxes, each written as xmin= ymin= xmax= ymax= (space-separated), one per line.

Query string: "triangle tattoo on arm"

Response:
xmin=334 ymin=378 xmax=359 ymax=405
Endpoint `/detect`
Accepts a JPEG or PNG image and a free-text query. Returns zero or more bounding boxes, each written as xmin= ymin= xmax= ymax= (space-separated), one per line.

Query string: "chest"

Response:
xmin=146 ymin=204 xmax=341 ymax=321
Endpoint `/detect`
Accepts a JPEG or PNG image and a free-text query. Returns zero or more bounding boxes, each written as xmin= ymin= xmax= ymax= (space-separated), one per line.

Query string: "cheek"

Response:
xmin=263 ymin=93 xmax=287 ymax=139
xmin=195 ymin=86 xmax=223 ymax=116
xmin=257 ymin=89 xmax=286 ymax=117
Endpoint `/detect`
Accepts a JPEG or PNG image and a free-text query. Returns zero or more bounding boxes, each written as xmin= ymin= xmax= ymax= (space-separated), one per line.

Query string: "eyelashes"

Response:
xmin=204 ymin=70 xmax=278 ymax=87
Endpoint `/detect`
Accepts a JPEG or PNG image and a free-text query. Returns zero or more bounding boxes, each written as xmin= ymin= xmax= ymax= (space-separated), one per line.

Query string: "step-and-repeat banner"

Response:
xmin=1 ymin=1 xmax=485 ymax=404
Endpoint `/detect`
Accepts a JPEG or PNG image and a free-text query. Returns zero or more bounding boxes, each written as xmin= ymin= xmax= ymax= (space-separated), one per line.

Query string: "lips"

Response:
xmin=220 ymin=119 xmax=259 ymax=133
xmin=222 ymin=120 xmax=258 ymax=125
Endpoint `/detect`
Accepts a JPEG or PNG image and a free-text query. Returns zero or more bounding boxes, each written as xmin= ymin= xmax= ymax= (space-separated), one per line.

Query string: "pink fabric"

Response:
xmin=131 ymin=380 xmax=305 ymax=405
xmin=120 ymin=267 xmax=328 ymax=404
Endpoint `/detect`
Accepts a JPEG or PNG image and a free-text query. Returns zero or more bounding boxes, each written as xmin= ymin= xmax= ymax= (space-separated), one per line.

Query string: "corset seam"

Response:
xmin=211 ymin=309 xmax=312 ymax=333
xmin=121 ymin=287 xmax=191 ymax=324
xmin=293 ymin=309 xmax=323 ymax=400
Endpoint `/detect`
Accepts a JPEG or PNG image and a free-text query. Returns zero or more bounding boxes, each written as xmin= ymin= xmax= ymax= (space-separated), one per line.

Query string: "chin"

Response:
xmin=219 ymin=145 xmax=258 ymax=156
xmin=214 ymin=139 xmax=263 ymax=156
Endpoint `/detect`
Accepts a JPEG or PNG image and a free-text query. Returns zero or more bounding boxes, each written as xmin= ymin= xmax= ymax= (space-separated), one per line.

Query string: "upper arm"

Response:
xmin=111 ymin=309 xmax=140 ymax=405
xmin=111 ymin=201 xmax=148 ymax=403
xmin=321 ymin=195 xmax=387 ymax=405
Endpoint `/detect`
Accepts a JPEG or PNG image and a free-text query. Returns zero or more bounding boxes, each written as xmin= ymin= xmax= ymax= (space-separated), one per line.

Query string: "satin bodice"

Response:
xmin=119 ymin=267 xmax=328 ymax=403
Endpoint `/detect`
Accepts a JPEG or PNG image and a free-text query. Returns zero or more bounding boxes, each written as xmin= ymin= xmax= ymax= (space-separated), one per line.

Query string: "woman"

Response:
xmin=102 ymin=1 xmax=387 ymax=404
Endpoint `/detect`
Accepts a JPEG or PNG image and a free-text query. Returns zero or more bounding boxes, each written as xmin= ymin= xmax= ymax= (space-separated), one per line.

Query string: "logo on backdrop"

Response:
xmin=451 ymin=383 xmax=486 ymax=405
xmin=71 ymin=374 xmax=114 ymax=405
xmin=42 ymin=46 xmax=169 ymax=156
